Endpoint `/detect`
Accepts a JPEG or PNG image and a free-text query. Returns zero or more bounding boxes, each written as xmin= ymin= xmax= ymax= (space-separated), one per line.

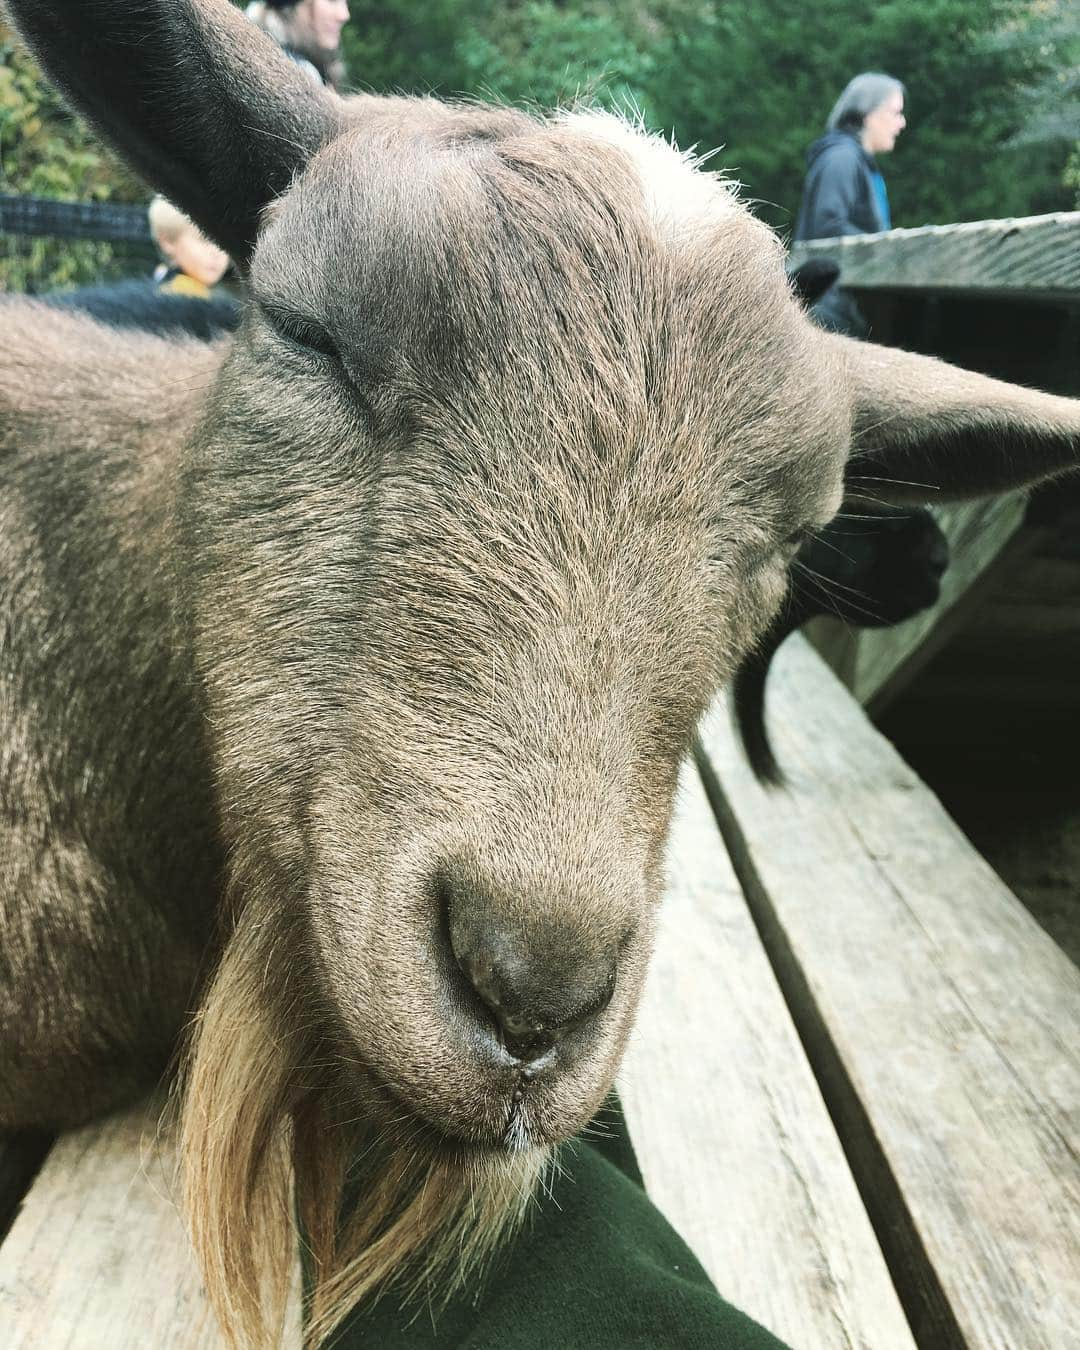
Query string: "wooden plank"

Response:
xmin=790 ymin=212 xmax=1080 ymax=301
xmin=696 ymin=636 xmax=1080 ymax=1349
xmin=0 ymin=1100 xmax=233 ymax=1349
xmin=619 ymin=762 xmax=914 ymax=1349
xmin=972 ymin=554 xmax=1080 ymax=639
xmin=804 ymin=493 xmax=1029 ymax=712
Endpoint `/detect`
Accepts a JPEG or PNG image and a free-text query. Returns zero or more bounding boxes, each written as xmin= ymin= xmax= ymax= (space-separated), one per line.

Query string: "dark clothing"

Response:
xmin=808 ymin=282 xmax=870 ymax=338
xmin=794 ymin=131 xmax=889 ymax=242
xmin=323 ymin=1097 xmax=789 ymax=1350
xmin=47 ymin=278 xmax=239 ymax=341
xmin=794 ymin=131 xmax=889 ymax=336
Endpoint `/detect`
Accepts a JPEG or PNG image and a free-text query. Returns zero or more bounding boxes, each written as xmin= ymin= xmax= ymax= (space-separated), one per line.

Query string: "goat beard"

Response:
xmin=177 ymin=896 xmax=546 ymax=1349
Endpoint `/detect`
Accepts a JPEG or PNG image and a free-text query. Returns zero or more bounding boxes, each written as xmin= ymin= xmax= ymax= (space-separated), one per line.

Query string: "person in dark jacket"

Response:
xmin=796 ymin=72 xmax=906 ymax=242
xmin=751 ymin=72 xmax=946 ymax=772
xmin=795 ymin=72 xmax=906 ymax=335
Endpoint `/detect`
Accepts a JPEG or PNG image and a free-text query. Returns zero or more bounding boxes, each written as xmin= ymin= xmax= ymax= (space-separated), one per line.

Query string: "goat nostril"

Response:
xmin=452 ymin=937 xmax=617 ymax=1061
xmin=441 ymin=868 xmax=622 ymax=1061
xmin=503 ymin=1022 xmax=556 ymax=1064
xmin=457 ymin=950 xmax=502 ymax=1015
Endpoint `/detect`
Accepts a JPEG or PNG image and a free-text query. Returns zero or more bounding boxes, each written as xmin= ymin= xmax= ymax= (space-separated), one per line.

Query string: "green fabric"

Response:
xmin=324 ymin=1099 xmax=789 ymax=1349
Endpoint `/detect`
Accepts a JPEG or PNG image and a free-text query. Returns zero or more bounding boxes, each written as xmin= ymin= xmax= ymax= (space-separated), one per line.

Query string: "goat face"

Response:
xmin=8 ymin=1 xmax=1080 ymax=1340
xmin=181 ymin=106 xmax=848 ymax=1154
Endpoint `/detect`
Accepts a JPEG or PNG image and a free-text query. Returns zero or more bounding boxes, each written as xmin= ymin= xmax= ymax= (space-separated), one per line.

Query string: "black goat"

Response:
xmin=734 ymin=503 xmax=949 ymax=782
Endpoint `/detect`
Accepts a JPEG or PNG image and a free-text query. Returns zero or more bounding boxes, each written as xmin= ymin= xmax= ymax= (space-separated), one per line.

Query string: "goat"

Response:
xmin=2 ymin=2 xmax=1079 ymax=1344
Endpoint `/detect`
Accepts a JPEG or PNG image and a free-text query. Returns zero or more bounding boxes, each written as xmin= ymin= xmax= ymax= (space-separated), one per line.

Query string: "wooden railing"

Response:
xmin=791 ymin=210 xmax=1080 ymax=304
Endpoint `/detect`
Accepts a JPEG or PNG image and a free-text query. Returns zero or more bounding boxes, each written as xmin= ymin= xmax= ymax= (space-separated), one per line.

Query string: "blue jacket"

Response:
xmin=794 ymin=131 xmax=889 ymax=242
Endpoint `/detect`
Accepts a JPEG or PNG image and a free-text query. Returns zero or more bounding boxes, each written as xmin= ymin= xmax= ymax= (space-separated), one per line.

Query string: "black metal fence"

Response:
xmin=0 ymin=193 xmax=158 ymax=294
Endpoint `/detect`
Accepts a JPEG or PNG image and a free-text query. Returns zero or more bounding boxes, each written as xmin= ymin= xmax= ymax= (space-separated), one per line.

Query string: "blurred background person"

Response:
xmin=796 ymin=72 xmax=906 ymax=242
xmin=44 ymin=198 xmax=237 ymax=340
xmin=794 ymin=71 xmax=906 ymax=335
xmin=245 ymin=0 xmax=350 ymax=89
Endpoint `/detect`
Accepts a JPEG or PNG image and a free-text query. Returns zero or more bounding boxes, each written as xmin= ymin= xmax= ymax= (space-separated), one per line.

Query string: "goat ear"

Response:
xmin=6 ymin=0 xmax=340 ymax=266
xmin=828 ymin=334 xmax=1080 ymax=503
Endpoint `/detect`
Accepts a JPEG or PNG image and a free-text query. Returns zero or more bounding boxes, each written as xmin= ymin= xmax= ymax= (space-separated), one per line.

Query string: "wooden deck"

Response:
xmin=2 ymin=636 xmax=1076 ymax=1348
xmin=0 ymin=1109 xmax=228 ymax=1349
xmin=691 ymin=638 xmax=1080 ymax=1349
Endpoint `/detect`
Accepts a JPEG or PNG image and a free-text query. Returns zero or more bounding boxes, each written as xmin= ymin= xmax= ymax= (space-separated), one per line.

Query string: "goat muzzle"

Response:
xmin=443 ymin=873 xmax=621 ymax=1068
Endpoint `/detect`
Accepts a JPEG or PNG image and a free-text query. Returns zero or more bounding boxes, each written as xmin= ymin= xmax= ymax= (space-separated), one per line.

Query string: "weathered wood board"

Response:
xmin=697 ymin=635 xmax=1080 ymax=1349
xmin=790 ymin=211 xmax=1080 ymax=302
xmin=619 ymin=762 xmax=914 ymax=1349
xmin=0 ymin=1101 xmax=232 ymax=1349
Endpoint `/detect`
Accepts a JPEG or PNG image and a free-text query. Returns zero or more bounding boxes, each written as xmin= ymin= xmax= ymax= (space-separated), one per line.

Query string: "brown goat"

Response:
xmin=2 ymin=2 xmax=1079 ymax=1344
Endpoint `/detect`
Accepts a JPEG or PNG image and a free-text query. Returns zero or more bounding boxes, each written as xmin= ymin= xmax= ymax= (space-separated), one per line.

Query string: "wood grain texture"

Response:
xmin=620 ymin=762 xmax=914 ymax=1350
xmin=697 ymin=635 xmax=1080 ymax=1350
xmin=804 ymin=494 xmax=1030 ymax=712
xmin=0 ymin=1100 xmax=234 ymax=1349
xmin=790 ymin=212 xmax=1080 ymax=301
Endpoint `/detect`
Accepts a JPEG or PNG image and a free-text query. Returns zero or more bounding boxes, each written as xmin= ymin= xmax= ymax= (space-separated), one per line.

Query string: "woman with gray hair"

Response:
xmin=794 ymin=72 xmax=906 ymax=337
xmin=795 ymin=72 xmax=906 ymax=244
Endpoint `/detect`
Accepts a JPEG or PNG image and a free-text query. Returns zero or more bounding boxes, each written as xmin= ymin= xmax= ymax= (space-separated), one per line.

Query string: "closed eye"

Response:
xmin=258 ymin=303 xmax=378 ymax=422
xmin=263 ymin=304 xmax=341 ymax=364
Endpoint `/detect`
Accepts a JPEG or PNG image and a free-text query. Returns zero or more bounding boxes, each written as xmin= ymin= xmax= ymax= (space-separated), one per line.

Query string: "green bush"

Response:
xmin=2 ymin=0 xmax=1076 ymax=296
xmin=1 ymin=19 xmax=145 ymax=291
xmin=646 ymin=0 xmax=1077 ymax=233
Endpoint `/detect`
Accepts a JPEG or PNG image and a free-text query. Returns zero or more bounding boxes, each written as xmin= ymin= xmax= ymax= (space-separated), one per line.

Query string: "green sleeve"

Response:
xmin=323 ymin=1097 xmax=790 ymax=1350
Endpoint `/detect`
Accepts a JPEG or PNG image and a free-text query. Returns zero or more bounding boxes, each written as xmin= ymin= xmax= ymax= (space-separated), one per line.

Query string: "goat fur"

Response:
xmin=3 ymin=3 xmax=1080 ymax=1344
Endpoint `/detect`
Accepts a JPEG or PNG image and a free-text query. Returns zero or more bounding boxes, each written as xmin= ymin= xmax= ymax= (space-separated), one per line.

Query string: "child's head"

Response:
xmin=148 ymin=197 xmax=230 ymax=286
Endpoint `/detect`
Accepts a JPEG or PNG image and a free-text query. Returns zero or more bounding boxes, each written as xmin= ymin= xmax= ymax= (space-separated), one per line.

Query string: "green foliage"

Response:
xmin=340 ymin=0 xmax=658 ymax=113
xmin=646 ymin=0 xmax=1077 ymax=232
xmin=998 ymin=0 xmax=1080 ymax=211
xmin=452 ymin=2 xmax=657 ymax=113
xmin=996 ymin=0 xmax=1080 ymax=149
xmin=1 ymin=20 xmax=144 ymax=291
xmin=1 ymin=1 xmax=1076 ymax=295
xmin=337 ymin=0 xmax=476 ymax=94
xmin=1065 ymin=143 xmax=1080 ymax=207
